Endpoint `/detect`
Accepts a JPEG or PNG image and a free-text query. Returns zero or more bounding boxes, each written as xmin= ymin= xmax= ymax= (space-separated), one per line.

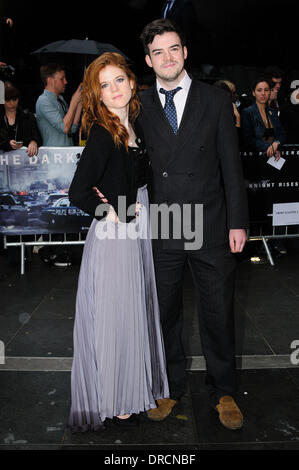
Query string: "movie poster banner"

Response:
xmin=241 ymin=145 xmax=299 ymax=231
xmin=1 ymin=146 xmax=299 ymax=236
xmin=0 ymin=147 xmax=92 ymax=235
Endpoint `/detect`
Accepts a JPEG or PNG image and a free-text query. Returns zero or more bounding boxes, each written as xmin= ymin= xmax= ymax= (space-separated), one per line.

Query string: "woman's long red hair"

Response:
xmin=81 ymin=52 xmax=140 ymax=150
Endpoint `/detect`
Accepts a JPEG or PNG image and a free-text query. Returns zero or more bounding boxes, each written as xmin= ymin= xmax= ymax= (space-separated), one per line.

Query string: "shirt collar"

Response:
xmin=43 ymin=89 xmax=62 ymax=100
xmin=156 ymin=70 xmax=192 ymax=95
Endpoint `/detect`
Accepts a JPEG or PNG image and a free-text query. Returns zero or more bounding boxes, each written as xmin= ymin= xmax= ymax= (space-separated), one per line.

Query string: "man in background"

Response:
xmin=36 ymin=64 xmax=82 ymax=267
xmin=36 ymin=63 xmax=82 ymax=146
xmin=264 ymin=65 xmax=285 ymax=112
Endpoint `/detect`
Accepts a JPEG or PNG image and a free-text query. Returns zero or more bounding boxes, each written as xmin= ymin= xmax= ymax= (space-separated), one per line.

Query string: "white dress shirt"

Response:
xmin=156 ymin=70 xmax=192 ymax=128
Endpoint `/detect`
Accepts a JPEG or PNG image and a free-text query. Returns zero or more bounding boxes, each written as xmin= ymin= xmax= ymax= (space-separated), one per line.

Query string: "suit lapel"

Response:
xmin=141 ymin=80 xmax=208 ymax=166
xmin=171 ymin=80 xmax=207 ymax=159
xmin=177 ymin=80 xmax=205 ymax=137
xmin=253 ymin=103 xmax=265 ymax=127
xmin=144 ymin=86 xmax=178 ymax=141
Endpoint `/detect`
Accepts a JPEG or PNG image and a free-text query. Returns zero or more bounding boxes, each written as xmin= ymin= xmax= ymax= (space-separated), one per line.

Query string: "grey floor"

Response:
xmin=1 ymin=240 xmax=299 ymax=452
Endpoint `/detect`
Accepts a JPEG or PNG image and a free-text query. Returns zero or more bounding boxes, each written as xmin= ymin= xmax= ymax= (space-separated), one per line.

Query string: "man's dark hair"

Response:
xmin=40 ymin=63 xmax=64 ymax=87
xmin=140 ymin=18 xmax=186 ymax=55
xmin=263 ymin=65 xmax=284 ymax=80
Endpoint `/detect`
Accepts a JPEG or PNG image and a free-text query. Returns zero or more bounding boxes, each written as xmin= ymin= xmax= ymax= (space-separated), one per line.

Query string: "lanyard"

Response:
xmin=4 ymin=115 xmax=18 ymax=141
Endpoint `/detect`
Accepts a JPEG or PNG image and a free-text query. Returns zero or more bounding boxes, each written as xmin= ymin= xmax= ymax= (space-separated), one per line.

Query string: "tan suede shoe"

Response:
xmin=216 ymin=396 xmax=244 ymax=430
xmin=147 ymin=398 xmax=178 ymax=421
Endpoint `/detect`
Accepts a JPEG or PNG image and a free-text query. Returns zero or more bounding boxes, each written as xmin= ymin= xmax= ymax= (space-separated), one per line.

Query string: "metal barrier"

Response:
xmin=4 ymin=224 xmax=299 ymax=274
xmin=2 ymin=146 xmax=299 ymax=273
xmin=3 ymin=233 xmax=86 ymax=275
xmin=248 ymin=225 xmax=299 ymax=266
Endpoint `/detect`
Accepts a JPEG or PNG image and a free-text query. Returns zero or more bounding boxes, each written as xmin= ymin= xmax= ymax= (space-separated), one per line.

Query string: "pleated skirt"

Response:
xmin=68 ymin=186 xmax=169 ymax=432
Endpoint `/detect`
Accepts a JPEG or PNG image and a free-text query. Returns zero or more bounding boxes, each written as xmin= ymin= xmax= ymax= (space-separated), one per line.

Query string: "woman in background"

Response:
xmin=241 ymin=77 xmax=286 ymax=159
xmin=68 ymin=53 xmax=169 ymax=432
xmin=0 ymin=81 xmax=42 ymax=156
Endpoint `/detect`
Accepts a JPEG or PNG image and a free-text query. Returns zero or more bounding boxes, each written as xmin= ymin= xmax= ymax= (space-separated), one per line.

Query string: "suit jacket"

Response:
xmin=161 ymin=0 xmax=199 ymax=52
xmin=280 ymin=98 xmax=299 ymax=144
xmin=241 ymin=103 xmax=286 ymax=153
xmin=162 ymin=0 xmax=195 ymax=25
xmin=137 ymin=78 xmax=249 ymax=250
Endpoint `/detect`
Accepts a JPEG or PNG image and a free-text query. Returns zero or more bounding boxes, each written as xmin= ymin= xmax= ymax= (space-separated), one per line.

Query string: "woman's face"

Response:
xmin=4 ymin=97 xmax=19 ymax=113
xmin=99 ymin=65 xmax=133 ymax=113
xmin=252 ymin=82 xmax=270 ymax=105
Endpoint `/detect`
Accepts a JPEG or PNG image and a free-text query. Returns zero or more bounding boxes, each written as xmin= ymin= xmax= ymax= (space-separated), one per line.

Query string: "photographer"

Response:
xmin=0 ymin=14 xmax=15 ymax=106
xmin=0 ymin=63 xmax=15 ymax=104
xmin=0 ymin=16 xmax=13 ymax=65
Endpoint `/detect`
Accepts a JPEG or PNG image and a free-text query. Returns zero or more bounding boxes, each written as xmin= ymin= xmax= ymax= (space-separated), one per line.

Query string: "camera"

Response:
xmin=0 ymin=64 xmax=15 ymax=81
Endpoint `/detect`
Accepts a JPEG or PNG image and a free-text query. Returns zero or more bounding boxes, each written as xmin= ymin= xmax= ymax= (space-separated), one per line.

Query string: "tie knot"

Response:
xmin=159 ymin=87 xmax=182 ymax=101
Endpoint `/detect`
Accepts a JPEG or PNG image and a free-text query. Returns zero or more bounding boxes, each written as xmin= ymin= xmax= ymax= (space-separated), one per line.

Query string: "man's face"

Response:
xmin=272 ymin=77 xmax=282 ymax=93
xmin=50 ymin=71 xmax=67 ymax=95
xmin=145 ymin=31 xmax=187 ymax=85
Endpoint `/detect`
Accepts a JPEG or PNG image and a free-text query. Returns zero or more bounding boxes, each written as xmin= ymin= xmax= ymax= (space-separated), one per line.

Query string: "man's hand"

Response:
xmin=229 ymin=229 xmax=247 ymax=253
xmin=6 ymin=18 xmax=13 ymax=27
xmin=232 ymin=102 xmax=241 ymax=127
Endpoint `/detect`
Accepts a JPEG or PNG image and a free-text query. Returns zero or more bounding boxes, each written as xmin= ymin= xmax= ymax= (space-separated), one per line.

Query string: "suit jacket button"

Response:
xmin=188 ymin=173 xmax=194 ymax=177
xmin=200 ymin=146 xmax=204 ymax=151
xmin=162 ymin=171 xmax=168 ymax=178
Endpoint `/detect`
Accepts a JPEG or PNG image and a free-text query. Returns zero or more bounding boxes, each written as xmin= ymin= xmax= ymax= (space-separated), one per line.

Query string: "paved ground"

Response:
xmin=1 ymin=240 xmax=299 ymax=454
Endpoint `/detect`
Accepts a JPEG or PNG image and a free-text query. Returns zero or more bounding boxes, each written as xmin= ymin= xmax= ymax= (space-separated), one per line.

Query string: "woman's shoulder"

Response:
xmin=242 ymin=103 xmax=256 ymax=114
xmin=89 ymin=122 xmax=110 ymax=136
xmin=267 ymin=107 xmax=279 ymax=118
xmin=88 ymin=123 xmax=114 ymax=146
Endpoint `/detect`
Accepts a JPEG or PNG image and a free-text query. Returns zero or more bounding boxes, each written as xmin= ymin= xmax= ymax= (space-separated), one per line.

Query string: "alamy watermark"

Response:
xmin=95 ymin=197 xmax=203 ymax=250
xmin=0 ymin=340 xmax=5 ymax=364
xmin=290 ymin=340 xmax=299 ymax=365
xmin=290 ymin=80 xmax=299 ymax=104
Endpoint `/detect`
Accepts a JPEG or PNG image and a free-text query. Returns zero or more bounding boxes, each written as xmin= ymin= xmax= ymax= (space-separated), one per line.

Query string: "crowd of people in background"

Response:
xmin=0 ymin=13 xmax=299 ymax=268
xmin=1 ymin=59 xmax=299 ymax=157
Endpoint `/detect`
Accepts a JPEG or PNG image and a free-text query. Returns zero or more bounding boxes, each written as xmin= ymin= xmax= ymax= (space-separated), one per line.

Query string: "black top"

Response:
xmin=68 ymin=123 xmax=148 ymax=222
xmin=280 ymin=98 xmax=299 ymax=144
xmin=263 ymin=127 xmax=274 ymax=140
xmin=0 ymin=107 xmax=43 ymax=151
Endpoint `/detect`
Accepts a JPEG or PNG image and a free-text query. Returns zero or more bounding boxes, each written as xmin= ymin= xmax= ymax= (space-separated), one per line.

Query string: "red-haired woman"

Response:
xmin=68 ymin=53 xmax=169 ymax=432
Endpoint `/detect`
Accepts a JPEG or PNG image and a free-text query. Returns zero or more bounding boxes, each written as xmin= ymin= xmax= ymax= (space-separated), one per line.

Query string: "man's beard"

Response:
xmin=157 ymin=63 xmax=184 ymax=83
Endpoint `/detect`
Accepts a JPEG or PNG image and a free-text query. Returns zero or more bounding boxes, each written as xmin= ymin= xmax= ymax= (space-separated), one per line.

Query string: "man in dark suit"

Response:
xmin=162 ymin=0 xmax=195 ymax=26
xmin=161 ymin=0 xmax=202 ymax=64
xmin=138 ymin=18 xmax=249 ymax=430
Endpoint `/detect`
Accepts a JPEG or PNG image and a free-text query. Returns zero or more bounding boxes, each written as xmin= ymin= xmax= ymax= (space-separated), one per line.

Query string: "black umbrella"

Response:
xmin=32 ymin=38 xmax=129 ymax=70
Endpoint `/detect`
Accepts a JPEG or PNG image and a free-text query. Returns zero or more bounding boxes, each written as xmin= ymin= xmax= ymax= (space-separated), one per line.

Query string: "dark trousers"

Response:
xmin=153 ymin=242 xmax=237 ymax=406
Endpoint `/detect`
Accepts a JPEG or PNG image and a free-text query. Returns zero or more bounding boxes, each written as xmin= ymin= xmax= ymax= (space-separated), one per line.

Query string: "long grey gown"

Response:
xmin=68 ymin=185 xmax=169 ymax=432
